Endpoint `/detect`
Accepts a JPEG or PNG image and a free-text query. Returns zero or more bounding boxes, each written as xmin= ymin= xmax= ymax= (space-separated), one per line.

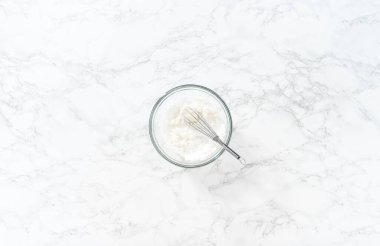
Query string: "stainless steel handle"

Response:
xmin=213 ymin=137 xmax=240 ymax=160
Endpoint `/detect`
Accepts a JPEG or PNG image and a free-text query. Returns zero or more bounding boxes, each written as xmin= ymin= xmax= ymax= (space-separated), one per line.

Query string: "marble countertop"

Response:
xmin=1 ymin=0 xmax=380 ymax=245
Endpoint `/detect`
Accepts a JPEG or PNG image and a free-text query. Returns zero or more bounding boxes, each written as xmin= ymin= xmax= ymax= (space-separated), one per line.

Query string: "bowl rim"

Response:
xmin=149 ymin=84 xmax=233 ymax=168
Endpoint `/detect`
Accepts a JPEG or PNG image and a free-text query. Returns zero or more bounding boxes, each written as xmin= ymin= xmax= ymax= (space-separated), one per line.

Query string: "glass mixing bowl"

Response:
xmin=149 ymin=84 xmax=232 ymax=168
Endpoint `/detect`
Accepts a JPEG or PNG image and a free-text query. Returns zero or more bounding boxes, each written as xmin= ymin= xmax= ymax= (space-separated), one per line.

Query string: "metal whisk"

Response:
xmin=183 ymin=107 xmax=241 ymax=160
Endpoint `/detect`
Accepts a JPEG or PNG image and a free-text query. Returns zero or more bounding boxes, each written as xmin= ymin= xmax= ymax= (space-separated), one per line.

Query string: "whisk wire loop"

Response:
xmin=184 ymin=117 xmax=214 ymax=139
xmin=183 ymin=107 xmax=241 ymax=160
xmin=183 ymin=108 xmax=217 ymax=139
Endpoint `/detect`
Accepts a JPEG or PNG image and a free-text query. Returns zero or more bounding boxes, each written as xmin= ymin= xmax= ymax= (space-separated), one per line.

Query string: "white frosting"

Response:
xmin=167 ymin=103 xmax=224 ymax=162
xmin=153 ymin=89 xmax=229 ymax=163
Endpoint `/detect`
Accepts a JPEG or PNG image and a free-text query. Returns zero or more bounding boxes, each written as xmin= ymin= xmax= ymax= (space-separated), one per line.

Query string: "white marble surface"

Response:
xmin=1 ymin=0 xmax=380 ymax=245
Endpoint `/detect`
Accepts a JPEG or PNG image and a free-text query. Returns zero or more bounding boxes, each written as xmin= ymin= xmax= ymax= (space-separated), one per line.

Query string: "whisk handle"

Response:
xmin=214 ymin=137 xmax=241 ymax=160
